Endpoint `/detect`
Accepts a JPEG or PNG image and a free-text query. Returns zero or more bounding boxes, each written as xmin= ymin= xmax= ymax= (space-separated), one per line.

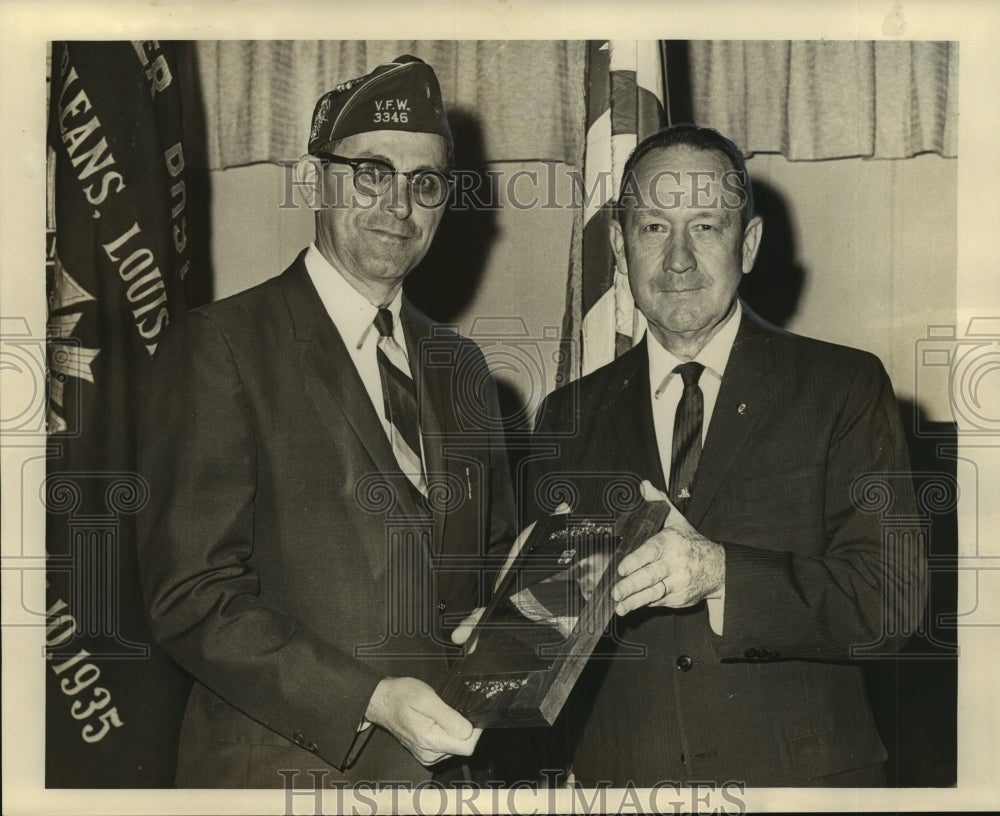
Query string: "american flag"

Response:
xmin=561 ymin=41 xmax=667 ymax=381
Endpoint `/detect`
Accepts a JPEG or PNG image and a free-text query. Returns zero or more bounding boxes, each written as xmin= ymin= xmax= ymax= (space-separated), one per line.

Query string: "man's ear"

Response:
xmin=741 ymin=215 xmax=764 ymax=275
xmin=610 ymin=217 xmax=629 ymax=277
xmin=293 ymin=155 xmax=324 ymax=210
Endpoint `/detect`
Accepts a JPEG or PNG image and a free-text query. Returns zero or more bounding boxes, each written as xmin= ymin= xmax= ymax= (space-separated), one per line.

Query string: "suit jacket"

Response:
xmin=137 ymin=251 xmax=515 ymax=787
xmin=527 ymin=306 xmax=925 ymax=787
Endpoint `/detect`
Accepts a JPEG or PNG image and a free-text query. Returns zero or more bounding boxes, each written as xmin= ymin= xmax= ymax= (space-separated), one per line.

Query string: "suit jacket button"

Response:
xmin=676 ymin=654 xmax=693 ymax=672
xmin=744 ymin=648 xmax=758 ymax=659
xmin=307 ymin=741 xmax=319 ymax=753
xmin=292 ymin=732 xmax=305 ymax=746
xmin=438 ymin=600 xmax=448 ymax=613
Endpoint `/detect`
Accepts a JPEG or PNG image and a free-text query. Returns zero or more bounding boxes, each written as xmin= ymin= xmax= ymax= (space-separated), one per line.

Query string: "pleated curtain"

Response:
xmin=193 ymin=40 xmax=585 ymax=169
xmin=688 ymin=40 xmax=958 ymax=160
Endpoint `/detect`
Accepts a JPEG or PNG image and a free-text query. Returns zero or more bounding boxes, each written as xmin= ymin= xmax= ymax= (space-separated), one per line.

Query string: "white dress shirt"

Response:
xmin=646 ymin=300 xmax=742 ymax=635
xmin=304 ymin=243 xmax=407 ymax=444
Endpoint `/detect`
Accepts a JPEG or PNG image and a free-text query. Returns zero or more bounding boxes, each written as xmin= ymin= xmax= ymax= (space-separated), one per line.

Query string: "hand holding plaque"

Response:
xmin=440 ymin=500 xmax=669 ymax=727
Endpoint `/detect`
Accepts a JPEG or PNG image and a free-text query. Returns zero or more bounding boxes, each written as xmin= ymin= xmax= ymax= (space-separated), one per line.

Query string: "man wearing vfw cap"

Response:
xmin=138 ymin=56 xmax=516 ymax=787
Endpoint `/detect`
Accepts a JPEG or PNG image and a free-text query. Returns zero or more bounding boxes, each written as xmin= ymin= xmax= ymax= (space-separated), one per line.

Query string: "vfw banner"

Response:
xmin=45 ymin=40 xmax=193 ymax=788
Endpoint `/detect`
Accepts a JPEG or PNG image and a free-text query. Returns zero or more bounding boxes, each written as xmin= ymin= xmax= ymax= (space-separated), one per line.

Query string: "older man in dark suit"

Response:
xmin=137 ymin=56 xmax=515 ymax=787
xmin=526 ymin=125 xmax=926 ymax=787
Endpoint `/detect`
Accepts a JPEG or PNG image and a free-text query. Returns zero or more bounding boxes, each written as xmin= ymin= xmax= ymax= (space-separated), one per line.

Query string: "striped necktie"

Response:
xmin=669 ymin=362 xmax=704 ymax=514
xmin=374 ymin=308 xmax=427 ymax=496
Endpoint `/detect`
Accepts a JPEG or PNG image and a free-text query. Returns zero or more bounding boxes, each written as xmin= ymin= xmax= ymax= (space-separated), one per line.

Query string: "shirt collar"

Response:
xmin=648 ymin=300 xmax=742 ymax=396
xmin=304 ymin=243 xmax=404 ymax=350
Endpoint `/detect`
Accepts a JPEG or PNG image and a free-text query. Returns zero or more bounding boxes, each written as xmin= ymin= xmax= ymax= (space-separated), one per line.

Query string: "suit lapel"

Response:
xmin=608 ymin=340 xmax=669 ymax=493
xmin=401 ymin=300 xmax=449 ymax=553
xmin=279 ymin=255 xmax=423 ymax=534
xmin=686 ymin=310 xmax=775 ymax=527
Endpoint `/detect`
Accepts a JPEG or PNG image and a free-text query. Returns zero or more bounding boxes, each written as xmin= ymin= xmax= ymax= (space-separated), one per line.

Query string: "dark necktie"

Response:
xmin=669 ymin=362 xmax=705 ymax=513
xmin=373 ymin=308 xmax=426 ymax=496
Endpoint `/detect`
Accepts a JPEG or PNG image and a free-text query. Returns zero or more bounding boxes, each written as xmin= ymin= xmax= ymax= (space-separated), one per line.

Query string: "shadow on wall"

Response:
xmin=865 ymin=399 xmax=958 ymax=787
xmin=405 ymin=109 xmax=500 ymax=324
xmin=739 ymin=179 xmax=806 ymax=329
xmin=405 ymin=111 xmax=529 ymax=472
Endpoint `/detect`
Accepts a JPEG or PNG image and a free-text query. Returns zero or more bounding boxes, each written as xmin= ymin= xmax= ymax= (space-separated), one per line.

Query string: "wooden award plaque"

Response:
xmin=439 ymin=501 xmax=669 ymax=727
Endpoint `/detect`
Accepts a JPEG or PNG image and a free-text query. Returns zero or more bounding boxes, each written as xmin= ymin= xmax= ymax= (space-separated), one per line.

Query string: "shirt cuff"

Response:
xmin=344 ymin=718 xmax=375 ymax=769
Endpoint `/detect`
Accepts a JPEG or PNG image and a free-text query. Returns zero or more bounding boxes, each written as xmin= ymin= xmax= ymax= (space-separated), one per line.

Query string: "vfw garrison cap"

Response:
xmin=308 ymin=55 xmax=451 ymax=155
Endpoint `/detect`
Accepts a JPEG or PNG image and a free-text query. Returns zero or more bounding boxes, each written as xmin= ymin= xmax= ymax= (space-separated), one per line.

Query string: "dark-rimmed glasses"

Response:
xmin=314 ymin=152 xmax=452 ymax=208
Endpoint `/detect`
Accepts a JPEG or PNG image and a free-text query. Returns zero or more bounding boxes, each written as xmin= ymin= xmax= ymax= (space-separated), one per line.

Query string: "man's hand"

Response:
xmin=364 ymin=677 xmax=481 ymax=766
xmin=611 ymin=481 xmax=725 ymax=615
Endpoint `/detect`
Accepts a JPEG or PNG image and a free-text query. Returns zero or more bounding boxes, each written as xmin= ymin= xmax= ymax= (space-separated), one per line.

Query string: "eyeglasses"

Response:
xmin=315 ymin=152 xmax=452 ymax=208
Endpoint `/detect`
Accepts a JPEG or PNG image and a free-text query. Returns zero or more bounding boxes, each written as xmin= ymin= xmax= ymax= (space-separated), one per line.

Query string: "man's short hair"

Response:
xmin=613 ymin=124 xmax=755 ymax=226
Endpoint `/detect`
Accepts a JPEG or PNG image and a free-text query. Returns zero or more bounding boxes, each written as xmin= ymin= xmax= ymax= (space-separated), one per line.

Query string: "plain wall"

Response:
xmin=745 ymin=152 xmax=956 ymax=424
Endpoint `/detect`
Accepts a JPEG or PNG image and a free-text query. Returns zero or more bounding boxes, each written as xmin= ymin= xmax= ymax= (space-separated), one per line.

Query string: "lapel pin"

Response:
xmin=737 ymin=403 xmax=747 ymax=415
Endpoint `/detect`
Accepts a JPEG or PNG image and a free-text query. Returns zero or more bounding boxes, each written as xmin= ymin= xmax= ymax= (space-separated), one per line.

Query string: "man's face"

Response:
xmin=314 ymin=129 xmax=449 ymax=303
xmin=612 ymin=144 xmax=763 ymax=354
